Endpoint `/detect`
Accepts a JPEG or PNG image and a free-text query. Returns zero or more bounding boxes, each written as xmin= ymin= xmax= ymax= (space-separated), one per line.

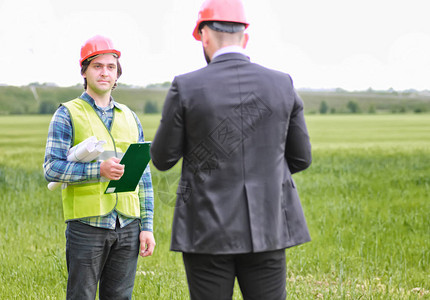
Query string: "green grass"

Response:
xmin=0 ymin=114 xmax=429 ymax=299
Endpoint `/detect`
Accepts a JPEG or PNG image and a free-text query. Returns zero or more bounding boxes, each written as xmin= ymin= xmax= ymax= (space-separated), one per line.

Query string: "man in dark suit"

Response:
xmin=151 ymin=0 xmax=312 ymax=298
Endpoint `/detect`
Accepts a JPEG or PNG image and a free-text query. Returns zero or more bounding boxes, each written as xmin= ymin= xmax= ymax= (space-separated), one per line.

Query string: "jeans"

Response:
xmin=65 ymin=219 xmax=140 ymax=300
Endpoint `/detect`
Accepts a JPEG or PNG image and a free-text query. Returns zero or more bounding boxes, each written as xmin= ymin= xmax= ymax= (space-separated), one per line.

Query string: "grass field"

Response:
xmin=0 ymin=114 xmax=429 ymax=299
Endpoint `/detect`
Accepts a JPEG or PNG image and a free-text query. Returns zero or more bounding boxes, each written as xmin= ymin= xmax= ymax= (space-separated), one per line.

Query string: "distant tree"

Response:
xmin=388 ymin=87 xmax=397 ymax=94
xmin=368 ymin=105 xmax=376 ymax=114
xmin=39 ymin=101 xmax=58 ymax=114
xmin=146 ymin=81 xmax=171 ymax=89
xmin=414 ymin=107 xmax=426 ymax=113
xmin=161 ymin=81 xmax=172 ymax=88
xmin=319 ymin=101 xmax=329 ymax=114
xmin=347 ymin=101 xmax=360 ymax=113
xmin=335 ymin=88 xmax=347 ymax=93
xmin=391 ymin=106 xmax=406 ymax=114
xmin=144 ymin=101 xmax=159 ymax=114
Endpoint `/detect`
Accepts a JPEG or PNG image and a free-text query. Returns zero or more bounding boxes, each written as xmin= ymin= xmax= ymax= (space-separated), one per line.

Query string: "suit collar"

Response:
xmin=210 ymin=52 xmax=250 ymax=64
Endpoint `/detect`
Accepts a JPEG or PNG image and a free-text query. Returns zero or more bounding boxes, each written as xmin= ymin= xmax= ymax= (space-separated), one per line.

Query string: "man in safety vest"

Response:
xmin=43 ymin=35 xmax=155 ymax=300
xmin=151 ymin=0 xmax=312 ymax=299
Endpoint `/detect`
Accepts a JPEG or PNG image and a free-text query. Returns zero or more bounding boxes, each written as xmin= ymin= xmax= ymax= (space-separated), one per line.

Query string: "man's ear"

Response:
xmin=201 ymin=28 xmax=210 ymax=48
xmin=242 ymin=33 xmax=249 ymax=49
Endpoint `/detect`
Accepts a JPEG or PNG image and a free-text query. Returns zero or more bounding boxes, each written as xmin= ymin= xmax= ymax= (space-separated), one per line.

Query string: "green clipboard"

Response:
xmin=105 ymin=142 xmax=151 ymax=194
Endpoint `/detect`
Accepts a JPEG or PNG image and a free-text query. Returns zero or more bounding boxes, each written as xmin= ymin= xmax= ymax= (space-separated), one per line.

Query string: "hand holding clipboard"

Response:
xmin=105 ymin=142 xmax=151 ymax=194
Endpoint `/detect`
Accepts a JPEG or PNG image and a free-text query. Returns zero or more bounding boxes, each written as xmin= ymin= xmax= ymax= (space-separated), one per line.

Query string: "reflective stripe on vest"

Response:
xmin=61 ymin=98 xmax=140 ymax=221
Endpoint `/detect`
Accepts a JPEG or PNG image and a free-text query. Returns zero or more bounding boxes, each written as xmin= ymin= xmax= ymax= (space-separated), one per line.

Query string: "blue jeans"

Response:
xmin=65 ymin=219 xmax=140 ymax=300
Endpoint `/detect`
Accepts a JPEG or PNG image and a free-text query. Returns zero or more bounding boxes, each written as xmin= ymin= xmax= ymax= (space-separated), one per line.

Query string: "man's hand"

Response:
xmin=100 ymin=157 xmax=124 ymax=180
xmin=139 ymin=231 xmax=156 ymax=257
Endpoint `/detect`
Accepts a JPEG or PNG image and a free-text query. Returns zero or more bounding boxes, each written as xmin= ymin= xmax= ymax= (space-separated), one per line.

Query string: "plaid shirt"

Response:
xmin=44 ymin=92 xmax=153 ymax=231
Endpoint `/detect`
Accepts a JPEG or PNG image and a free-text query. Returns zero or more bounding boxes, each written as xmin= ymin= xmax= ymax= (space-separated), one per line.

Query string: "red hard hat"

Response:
xmin=79 ymin=35 xmax=121 ymax=66
xmin=192 ymin=0 xmax=249 ymax=41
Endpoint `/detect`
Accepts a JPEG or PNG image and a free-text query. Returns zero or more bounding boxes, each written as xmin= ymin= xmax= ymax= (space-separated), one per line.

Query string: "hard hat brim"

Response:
xmin=79 ymin=49 xmax=121 ymax=66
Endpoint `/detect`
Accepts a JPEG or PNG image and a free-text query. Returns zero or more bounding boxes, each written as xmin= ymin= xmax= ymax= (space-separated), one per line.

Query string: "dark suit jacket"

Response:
xmin=151 ymin=53 xmax=312 ymax=254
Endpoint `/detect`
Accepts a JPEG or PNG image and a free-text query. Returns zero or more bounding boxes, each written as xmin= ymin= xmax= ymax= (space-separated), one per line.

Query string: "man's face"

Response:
xmin=83 ymin=54 xmax=118 ymax=95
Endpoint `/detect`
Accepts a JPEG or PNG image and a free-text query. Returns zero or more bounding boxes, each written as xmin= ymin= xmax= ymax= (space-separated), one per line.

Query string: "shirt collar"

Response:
xmin=80 ymin=92 xmax=122 ymax=111
xmin=212 ymin=45 xmax=248 ymax=60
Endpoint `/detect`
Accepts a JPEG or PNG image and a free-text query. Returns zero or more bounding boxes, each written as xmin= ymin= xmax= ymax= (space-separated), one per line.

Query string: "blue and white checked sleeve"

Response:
xmin=43 ymin=105 xmax=101 ymax=183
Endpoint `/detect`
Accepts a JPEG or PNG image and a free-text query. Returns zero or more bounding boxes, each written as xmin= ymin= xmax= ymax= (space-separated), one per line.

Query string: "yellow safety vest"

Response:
xmin=61 ymin=98 xmax=140 ymax=221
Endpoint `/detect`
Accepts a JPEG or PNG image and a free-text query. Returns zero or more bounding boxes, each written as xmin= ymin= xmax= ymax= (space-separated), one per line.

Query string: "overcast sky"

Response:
xmin=0 ymin=0 xmax=428 ymax=91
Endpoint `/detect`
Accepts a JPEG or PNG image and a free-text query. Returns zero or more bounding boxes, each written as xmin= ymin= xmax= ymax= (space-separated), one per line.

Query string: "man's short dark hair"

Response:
xmin=199 ymin=21 xmax=246 ymax=34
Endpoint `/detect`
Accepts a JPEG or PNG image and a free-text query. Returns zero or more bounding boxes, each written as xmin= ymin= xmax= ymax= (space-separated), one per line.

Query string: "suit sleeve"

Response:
xmin=150 ymin=78 xmax=185 ymax=171
xmin=285 ymin=89 xmax=312 ymax=174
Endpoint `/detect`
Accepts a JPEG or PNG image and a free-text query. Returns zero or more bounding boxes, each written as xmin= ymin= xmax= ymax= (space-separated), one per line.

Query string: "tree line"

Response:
xmin=1 ymin=85 xmax=429 ymax=115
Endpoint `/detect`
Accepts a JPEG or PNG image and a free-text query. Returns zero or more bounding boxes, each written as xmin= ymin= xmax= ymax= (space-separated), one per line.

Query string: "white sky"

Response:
xmin=0 ymin=0 xmax=429 ymax=91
